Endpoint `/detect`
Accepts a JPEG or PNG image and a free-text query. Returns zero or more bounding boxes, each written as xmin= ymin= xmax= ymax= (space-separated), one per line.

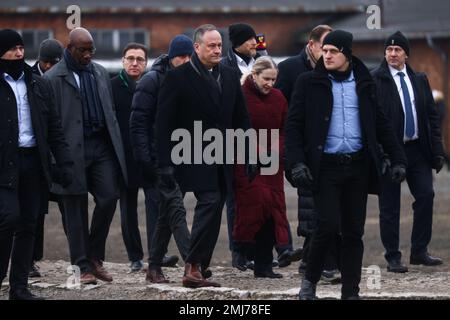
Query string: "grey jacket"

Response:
xmin=44 ymin=59 xmax=127 ymax=194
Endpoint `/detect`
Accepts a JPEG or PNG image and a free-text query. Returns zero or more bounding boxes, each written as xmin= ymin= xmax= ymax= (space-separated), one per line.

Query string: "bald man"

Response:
xmin=44 ymin=28 xmax=127 ymax=284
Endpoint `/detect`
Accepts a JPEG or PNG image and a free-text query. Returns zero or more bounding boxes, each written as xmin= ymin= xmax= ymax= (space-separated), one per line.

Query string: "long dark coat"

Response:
xmin=371 ymin=60 xmax=444 ymax=165
xmin=156 ymin=61 xmax=251 ymax=193
xmin=285 ymin=56 xmax=407 ymax=194
xmin=0 ymin=65 xmax=72 ymax=189
xmin=44 ymin=59 xmax=127 ymax=194
xmin=233 ymin=77 xmax=289 ymax=246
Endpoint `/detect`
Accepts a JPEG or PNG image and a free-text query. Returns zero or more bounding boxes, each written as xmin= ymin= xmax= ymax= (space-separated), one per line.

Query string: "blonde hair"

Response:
xmin=240 ymin=55 xmax=278 ymax=85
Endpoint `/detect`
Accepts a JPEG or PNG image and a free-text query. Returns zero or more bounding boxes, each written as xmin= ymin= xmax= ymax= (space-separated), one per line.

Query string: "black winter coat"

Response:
xmin=371 ymin=60 xmax=444 ymax=165
xmin=275 ymin=47 xmax=312 ymax=103
xmin=0 ymin=65 xmax=72 ymax=189
xmin=156 ymin=61 xmax=251 ymax=193
xmin=129 ymin=54 xmax=171 ymax=172
xmin=111 ymin=70 xmax=142 ymax=188
xmin=285 ymin=56 xmax=407 ymax=194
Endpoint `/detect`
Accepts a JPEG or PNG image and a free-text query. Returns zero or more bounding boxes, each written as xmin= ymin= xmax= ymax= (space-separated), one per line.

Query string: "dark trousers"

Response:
xmin=119 ymin=187 xmax=159 ymax=262
xmin=149 ymin=181 xmax=190 ymax=266
xmin=302 ymin=234 xmax=341 ymax=270
xmin=254 ymin=218 xmax=276 ymax=273
xmin=305 ymin=156 xmax=368 ymax=298
xmin=185 ymin=184 xmax=227 ymax=269
xmin=0 ymin=149 xmax=42 ymax=291
xmin=32 ymin=191 xmax=66 ymax=263
xmin=379 ymin=141 xmax=434 ymax=261
xmin=63 ymin=134 xmax=120 ymax=273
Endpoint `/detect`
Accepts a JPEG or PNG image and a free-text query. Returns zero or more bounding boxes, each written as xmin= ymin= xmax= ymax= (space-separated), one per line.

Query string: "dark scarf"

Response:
xmin=190 ymin=52 xmax=222 ymax=102
xmin=0 ymin=58 xmax=25 ymax=80
xmin=233 ymin=48 xmax=252 ymax=65
xmin=118 ymin=69 xmax=136 ymax=92
xmin=64 ymin=49 xmax=105 ymax=134
xmin=329 ymin=62 xmax=353 ymax=82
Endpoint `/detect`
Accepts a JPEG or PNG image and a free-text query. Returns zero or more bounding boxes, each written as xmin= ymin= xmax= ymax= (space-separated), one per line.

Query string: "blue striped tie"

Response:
xmin=397 ymin=71 xmax=415 ymax=138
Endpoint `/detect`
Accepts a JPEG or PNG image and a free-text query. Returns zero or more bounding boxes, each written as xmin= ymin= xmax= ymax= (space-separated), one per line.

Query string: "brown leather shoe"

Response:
xmin=198 ymin=278 xmax=221 ymax=287
xmin=182 ymin=263 xmax=203 ymax=288
xmin=80 ymin=272 xmax=97 ymax=285
xmin=146 ymin=266 xmax=169 ymax=283
xmin=91 ymin=260 xmax=113 ymax=282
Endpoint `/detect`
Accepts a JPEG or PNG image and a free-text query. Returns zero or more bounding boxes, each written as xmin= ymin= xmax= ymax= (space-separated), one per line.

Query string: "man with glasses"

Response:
xmin=45 ymin=27 xmax=127 ymax=285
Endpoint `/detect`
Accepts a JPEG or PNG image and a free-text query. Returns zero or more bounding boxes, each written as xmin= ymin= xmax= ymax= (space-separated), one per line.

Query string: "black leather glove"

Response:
xmin=141 ymin=161 xmax=159 ymax=185
xmin=245 ymin=164 xmax=259 ymax=183
xmin=381 ymin=157 xmax=391 ymax=176
xmin=158 ymin=166 xmax=177 ymax=189
xmin=290 ymin=162 xmax=313 ymax=189
xmin=59 ymin=163 xmax=74 ymax=187
xmin=391 ymin=164 xmax=406 ymax=183
xmin=433 ymin=156 xmax=445 ymax=174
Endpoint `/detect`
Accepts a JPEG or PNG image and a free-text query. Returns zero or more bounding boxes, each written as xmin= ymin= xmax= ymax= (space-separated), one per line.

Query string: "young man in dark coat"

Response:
xmin=286 ymin=30 xmax=407 ymax=299
xmin=0 ymin=29 xmax=73 ymax=300
xmin=31 ymin=39 xmax=64 ymax=76
xmin=156 ymin=24 xmax=252 ymax=288
xmin=372 ymin=31 xmax=445 ymax=273
xmin=276 ymin=25 xmax=339 ymax=278
xmin=130 ymin=35 xmax=194 ymax=283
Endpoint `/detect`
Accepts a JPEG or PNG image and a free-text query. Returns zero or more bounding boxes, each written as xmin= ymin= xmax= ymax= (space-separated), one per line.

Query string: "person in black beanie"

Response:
xmin=372 ymin=31 xmax=445 ymax=273
xmin=31 ymin=39 xmax=64 ymax=76
xmin=0 ymin=29 xmax=73 ymax=300
xmin=221 ymin=22 xmax=259 ymax=77
xmin=286 ymin=29 xmax=407 ymax=299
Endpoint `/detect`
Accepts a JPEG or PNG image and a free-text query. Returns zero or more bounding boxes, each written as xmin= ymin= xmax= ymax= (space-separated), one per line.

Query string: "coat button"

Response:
xmin=8 ymin=182 xmax=12 ymax=186
xmin=9 ymin=161 xmax=13 ymax=166
xmin=8 ymin=119 xmax=12 ymax=123
xmin=317 ymin=145 xmax=323 ymax=150
xmin=324 ymin=116 xmax=329 ymax=121
xmin=8 ymin=140 xmax=12 ymax=144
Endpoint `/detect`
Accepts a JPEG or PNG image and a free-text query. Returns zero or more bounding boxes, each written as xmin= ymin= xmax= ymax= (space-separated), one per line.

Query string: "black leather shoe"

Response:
xmin=9 ymin=288 xmax=45 ymax=300
xmin=321 ymin=269 xmax=341 ymax=284
xmin=387 ymin=259 xmax=408 ymax=273
xmin=201 ymin=267 xmax=212 ymax=279
xmin=29 ymin=262 xmax=41 ymax=278
xmin=161 ymin=255 xmax=179 ymax=268
xmin=130 ymin=260 xmax=144 ymax=272
xmin=410 ymin=253 xmax=443 ymax=266
xmin=254 ymin=269 xmax=283 ymax=279
xmin=278 ymin=248 xmax=303 ymax=268
xmin=246 ymin=260 xmax=254 ymax=270
xmin=232 ymin=250 xmax=247 ymax=271
xmin=298 ymin=261 xmax=307 ymax=274
xmin=299 ymin=279 xmax=317 ymax=300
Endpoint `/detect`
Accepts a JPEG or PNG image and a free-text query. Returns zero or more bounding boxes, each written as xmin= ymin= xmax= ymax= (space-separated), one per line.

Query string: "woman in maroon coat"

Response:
xmin=233 ymin=56 xmax=289 ymax=278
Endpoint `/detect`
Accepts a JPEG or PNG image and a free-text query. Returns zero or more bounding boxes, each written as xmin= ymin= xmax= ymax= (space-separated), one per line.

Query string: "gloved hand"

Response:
xmin=381 ymin=157 xmax=391 ymax=176
xmin=391 ymin=164 xmax=406 ymax=183
xmin=141 ymin=161 xmax=159 ymax=185
xmin=59 ymin=163 xmax=74 ymax=187
xmin=433 ymin=156 xmax=445 ymax=174
xmin=290 ymin=162 xmax=313 ymax=189
xmin=245 ymin=164 xmax=259 ymax=183
xmin=158 ymin=166 xmax=177 ymax=189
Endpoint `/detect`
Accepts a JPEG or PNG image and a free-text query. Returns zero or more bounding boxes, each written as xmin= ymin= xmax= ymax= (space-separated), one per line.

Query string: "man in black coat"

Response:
xmin=156 ymin=24 xmax=251 ymax=288
xmin=0 ymin=29 xmax=73 ymax=300
xmin=276 ymin=24 xmax=338 ymax=275
xmin=130 ymin=35 xmax=194 ymax=283
xmin=29 ymin=38 xmax=65 ymax=279
xmin=372 ymin=31 xmax=445 ymax=272
xmin=286 ymin=30 xmax=407 ymax=299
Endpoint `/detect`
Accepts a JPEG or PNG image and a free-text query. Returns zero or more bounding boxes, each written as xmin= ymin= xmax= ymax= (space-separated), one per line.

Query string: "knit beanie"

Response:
xmin=385 ymin=31 xmax=410 ymax=55
xmin=0 ymin=29 xmax=24 ymax=57
xmin=322 ymin=30 xmax=353 ymax=59
xmin=39 ymin=39 xmax=64 ymax=63
xmin=168 ymin=35 xmax=194 ymax=59
xmin=228 ymin=23 xmax=257 ymax=48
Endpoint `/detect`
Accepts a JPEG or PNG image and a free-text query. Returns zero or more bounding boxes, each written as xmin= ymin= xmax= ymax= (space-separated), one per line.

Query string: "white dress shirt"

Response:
xmin=388 ymin=64 xmax=419 ymax=142
xmin=234 ymin=53 xmax=255 ymax=75
xmin=3 ymin=72 xmax=36 ymax=147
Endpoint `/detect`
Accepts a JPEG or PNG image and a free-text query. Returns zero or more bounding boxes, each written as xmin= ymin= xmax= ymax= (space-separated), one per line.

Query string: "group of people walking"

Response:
xmin=0 ymin=20 xmax=444 ymax=300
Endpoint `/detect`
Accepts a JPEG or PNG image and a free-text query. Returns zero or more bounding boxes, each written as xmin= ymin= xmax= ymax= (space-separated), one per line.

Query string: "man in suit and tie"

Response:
xmin=372 ymin=31 xmax=445 ymax=273
xmin=156 ymin=24 xmax=251 ymax=288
